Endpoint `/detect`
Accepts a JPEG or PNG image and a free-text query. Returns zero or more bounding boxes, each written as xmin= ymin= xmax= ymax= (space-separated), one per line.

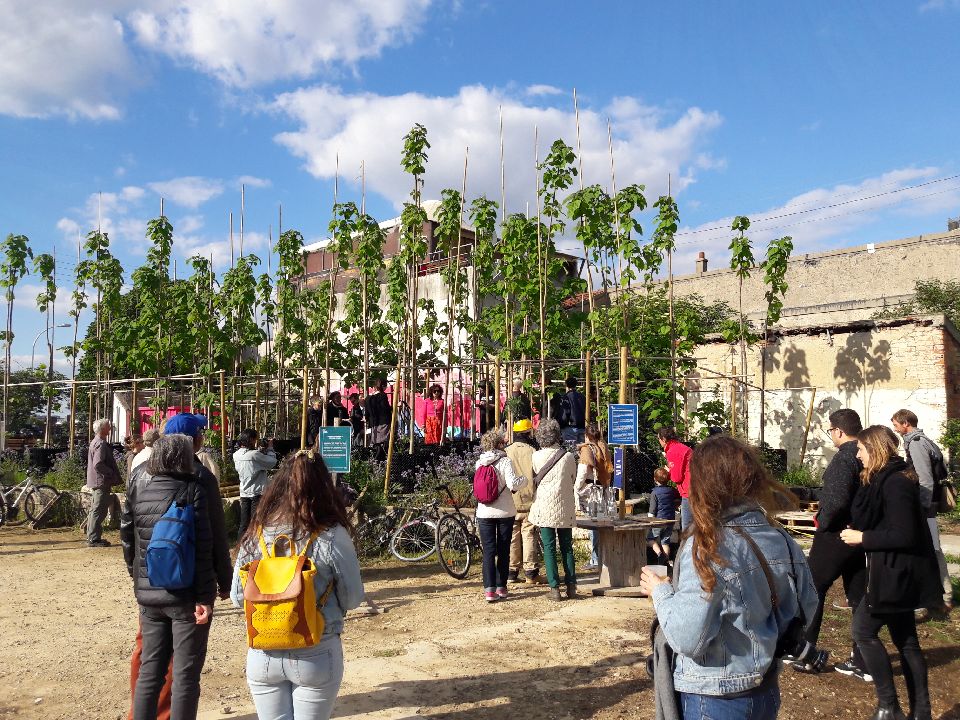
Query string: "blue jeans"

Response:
xmin=590 ymin=529 xmax=599 ymax=566
xmin=477 ymin=517 xmax=514 ymax=590
xmin=246 ymin=635 xmax=344 ymax=720
xmin=680 ymin=684 xmax=780 ymax=720
xmin=680 ymin=497 xmax=693 ymax=532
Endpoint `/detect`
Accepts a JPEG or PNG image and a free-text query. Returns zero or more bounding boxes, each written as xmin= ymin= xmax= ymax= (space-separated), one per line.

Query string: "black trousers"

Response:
xmin=134 ymin=604 xmax=211 ymax=720
xmin=852 ymin=604 xmax=930 ymax=716
xmin=238 ymin=496 xmax=260 ymax=540
xmin=805 ymin=530 xmax=866 ymax=666
xmin=478 ymin=517 xmax=514 ymax=590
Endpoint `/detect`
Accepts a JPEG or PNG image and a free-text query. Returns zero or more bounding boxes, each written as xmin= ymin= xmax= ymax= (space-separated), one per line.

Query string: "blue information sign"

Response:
xmin=608 ymin=404 xmax=639 ymax=445
xmin=612 ymin=446 xmax=624 ymax=489
xmin=318 ymin=426 xmax=352 ymax=474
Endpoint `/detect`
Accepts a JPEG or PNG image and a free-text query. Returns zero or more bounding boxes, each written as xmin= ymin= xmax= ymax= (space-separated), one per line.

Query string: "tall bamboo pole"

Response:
xmin=667 ymin=174 xmax=677 ymax=427
xmin=300 ymin=366 xmax=310 ymax=450
xmin=322 ymin=156 xmax=340 ymax=430
xmin=534 ymin=127 xmax=548 ymax=425
xmin=68 ymin=229 xmax=83 ymax=455
xmin=384 ymin=339 xmax=404 ymax=499
xmin=441 ymin=147 xmax=469 ymax=447
xmin=585 ymin=350 xmax=592 ymax=426
xmin=254 ymin=376 xmax=261 ymax=435
xmin=219 ymin=370 xmax=227 ymax=460
xmin=131 ymin=380 xmax=138 ymax=436
xmin=494 ymin=358 xmax=501 ymax=428
xmin=360 ymin=161 xmax=370 ymax=447
xmin=573 ymin=88 xmax=598 ymax=331
xmin=618 ymin=345 xmax=628 ymax=518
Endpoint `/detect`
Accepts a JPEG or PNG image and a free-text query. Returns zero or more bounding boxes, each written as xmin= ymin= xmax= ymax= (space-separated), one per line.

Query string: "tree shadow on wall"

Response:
xmin=834 ymin=332 xmax=892 ymax=425
xmin=767 ymin=345 xmax=813 ymax=464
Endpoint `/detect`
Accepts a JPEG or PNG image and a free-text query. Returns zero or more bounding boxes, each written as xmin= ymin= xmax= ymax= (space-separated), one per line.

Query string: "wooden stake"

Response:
xmin=494 ymin=358 xmax=502 ymax=428
xmin=799 ymin=387 xmax=817 ymax=465
xmin=618 ymin=345 xmax=628 ymax=519
xmin=534 ymin=127 xmax=548 ymax=426
xmin=442 ymin=147 xmax=469 ymax=447
xmin=300 ymin=366 xmax=310 ymax=450
xmin=384 ymin=342 xmax=404 ymax=499
xmin=667 ymin=174 xmax=677 ymax=427
xmin=573 ymin=88 xmax=598 ymax=331
xmin=585 ymin=350 xmax=592 ymax=425
xmin=219 ymin=370 xmax=227 ymax=460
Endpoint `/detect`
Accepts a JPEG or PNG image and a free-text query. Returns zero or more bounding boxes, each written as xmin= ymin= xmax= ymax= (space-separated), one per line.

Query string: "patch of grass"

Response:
xmin=573 ymin=538 xmax=593 ymax=568
xmin=372 ymin=648 xmax=403 ymax=658
xmin=945 ymin=553 xmax=960 ymax=566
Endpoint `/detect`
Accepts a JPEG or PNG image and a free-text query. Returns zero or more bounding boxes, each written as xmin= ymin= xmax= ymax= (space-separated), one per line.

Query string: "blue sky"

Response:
xmin=1 ymin=0 xmax=959 ymax=373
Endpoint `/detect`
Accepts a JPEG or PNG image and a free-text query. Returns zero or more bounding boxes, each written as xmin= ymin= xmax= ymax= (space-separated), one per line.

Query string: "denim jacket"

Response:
xmin=651 ymin=505 xmax=818 ymax=696
xmin=231 ymin=524 xmax=365 ymax=642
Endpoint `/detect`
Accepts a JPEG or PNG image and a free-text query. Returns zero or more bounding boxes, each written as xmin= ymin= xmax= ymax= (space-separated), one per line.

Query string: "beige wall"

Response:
xmin=666 ymin=229 xmax=960 ymax=328
xmin=686 ymin=317 xmax=953 ymax=468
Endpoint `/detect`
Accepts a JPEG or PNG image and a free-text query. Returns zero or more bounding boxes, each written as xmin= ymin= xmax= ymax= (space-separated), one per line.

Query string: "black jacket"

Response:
xmin=194 ymin=458 xmax=232 ymax=594
xmin=365 ymin=392 xmax=392 ymax=428
xmin=120 ymin=471 xmax=216 ymax=607
xmin=306 ymin=407 xmax=323 ymax=443
xmin=851 ymin=458 xmax=942 ymax=613
xmin=816 ymin=440 xmax=861 ymax=532
xmin=326 ymin=402 xmax=349 ymax=426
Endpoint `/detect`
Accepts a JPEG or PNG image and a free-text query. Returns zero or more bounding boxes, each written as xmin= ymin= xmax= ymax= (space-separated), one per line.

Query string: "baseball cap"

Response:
xmin=163 ymin=413 xmax=209 ymax=437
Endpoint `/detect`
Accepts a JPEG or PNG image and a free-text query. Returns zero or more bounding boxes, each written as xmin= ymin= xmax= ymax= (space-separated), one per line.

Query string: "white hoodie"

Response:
xmin=474 ymin=450 xmax=525 ymax=519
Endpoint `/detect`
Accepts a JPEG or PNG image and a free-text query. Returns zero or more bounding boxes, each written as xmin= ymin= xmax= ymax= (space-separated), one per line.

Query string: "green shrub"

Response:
xmin=781 ymin=463 xmax=822 ymax=488
xmin=43 ymin=453 xmax=87 ymax=492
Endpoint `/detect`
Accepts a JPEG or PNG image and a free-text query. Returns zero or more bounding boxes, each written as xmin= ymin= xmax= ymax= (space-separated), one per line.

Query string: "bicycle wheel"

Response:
xmin=355 ymin=514 xmax=393 ymax=559
xmin=25 ymin=484 xmax=60 ymax=522
xmin=389 ymin=518 xmax=437 ymax=562
xmin=436 ymin=514 xmax=472 ymax=579
xmin=2 ymin=486 xmax=28 ymax=526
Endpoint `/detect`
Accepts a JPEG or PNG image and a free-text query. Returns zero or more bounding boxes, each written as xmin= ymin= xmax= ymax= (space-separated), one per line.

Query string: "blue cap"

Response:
xmin=164 ymin=413 xmax=208 ymax=437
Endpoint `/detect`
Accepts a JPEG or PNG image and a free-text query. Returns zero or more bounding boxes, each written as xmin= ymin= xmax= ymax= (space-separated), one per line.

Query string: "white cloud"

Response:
xmin=526 ymin=84 xmax=564 ymax=97
xmin=271 ymin=84 xmax=723 ymax=213
xmin=669 ymin=166 xmax=960 ymax=274
xmin=128 ymin=0 xmax=434 ymax=87
xmin=0 ymin=1 xmax=435 ymax=119
xmin=236 ymin=175 xmax=272 ymax=189
xmin=0 ymin=1 xmax=137 ymax=119
xmin=176 ymin=230 xmax=270 ymax=271
xmin=919 ymin=0 xmax=960 ymax=11
xmin=148 ymin=176 xmax=225 ymax=209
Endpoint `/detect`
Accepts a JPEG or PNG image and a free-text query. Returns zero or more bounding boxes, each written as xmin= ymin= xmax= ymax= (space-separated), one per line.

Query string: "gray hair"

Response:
xmin=535 ymin=418 xmax=563 ymax=448
xmin=143 ymin=428 xmax=161 ymax=447
xmin=480 ymin=428 xmax=507 ymax=452
xmin=92 ymin=418 xmax=111 ymax=434
xmin=147 ymin=434 xmax=196 ymax=476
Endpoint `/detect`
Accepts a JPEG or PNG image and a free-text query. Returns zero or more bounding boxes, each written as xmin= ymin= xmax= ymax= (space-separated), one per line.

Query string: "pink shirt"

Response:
xmin=664 ymin=440 xmax=692 ymax=498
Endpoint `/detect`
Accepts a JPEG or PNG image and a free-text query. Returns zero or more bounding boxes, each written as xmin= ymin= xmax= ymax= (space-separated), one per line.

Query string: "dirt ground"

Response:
xmin=1 ymin=526 xmax=958 ymax=720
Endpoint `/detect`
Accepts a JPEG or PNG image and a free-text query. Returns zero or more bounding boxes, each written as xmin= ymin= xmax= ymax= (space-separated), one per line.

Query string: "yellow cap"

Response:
xmin=513 ymin=419 xmax=533 ymax=433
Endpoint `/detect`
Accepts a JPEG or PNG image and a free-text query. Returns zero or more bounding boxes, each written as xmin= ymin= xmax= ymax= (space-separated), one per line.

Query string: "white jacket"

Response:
xmin=528 ymin=447 xmax=582 ymax=529
xmin=233 ymin=447 xmax=278 ymax=498
xmin=474 ymin=451 xmax=525 ymax=519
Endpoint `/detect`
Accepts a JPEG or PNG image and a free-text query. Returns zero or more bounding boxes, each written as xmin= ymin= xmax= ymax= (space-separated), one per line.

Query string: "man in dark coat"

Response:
xmin=306 ymin=398 xmax=323 ymax=447
xmin=365 ymin=379 xmax=393 ymax=460
xmin=795 ymin=408 xmax=869 ymax=679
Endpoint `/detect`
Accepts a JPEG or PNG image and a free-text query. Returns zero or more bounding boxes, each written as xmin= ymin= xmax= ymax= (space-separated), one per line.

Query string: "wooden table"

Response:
xmin=576 ymin=516 xmax=676 ymax=597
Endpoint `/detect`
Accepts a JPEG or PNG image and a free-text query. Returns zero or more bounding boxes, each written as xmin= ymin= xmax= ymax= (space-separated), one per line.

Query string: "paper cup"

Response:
xmin=646 ymin=564 xmax=669 ymax=579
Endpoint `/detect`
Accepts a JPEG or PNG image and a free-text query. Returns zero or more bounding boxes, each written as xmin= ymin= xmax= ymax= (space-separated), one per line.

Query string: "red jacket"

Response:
xmin=664 ymin=440 xmax=692 ymax=498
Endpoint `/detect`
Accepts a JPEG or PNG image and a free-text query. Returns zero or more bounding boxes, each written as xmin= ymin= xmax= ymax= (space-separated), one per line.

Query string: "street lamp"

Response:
xmin=31 ymin=324 xmax=71 ymax=370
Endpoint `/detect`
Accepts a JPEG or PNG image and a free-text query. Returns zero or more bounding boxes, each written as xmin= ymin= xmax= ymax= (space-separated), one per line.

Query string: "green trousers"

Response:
xmin=540 ymin=527 xmax=576 ymax=588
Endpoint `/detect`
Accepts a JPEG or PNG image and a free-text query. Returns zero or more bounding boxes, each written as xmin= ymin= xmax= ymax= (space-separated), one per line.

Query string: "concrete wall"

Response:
xmin=665 ymin=229 xmax=960 ymax=328
xmin=685 ymin=316 xmax=955 ymax=468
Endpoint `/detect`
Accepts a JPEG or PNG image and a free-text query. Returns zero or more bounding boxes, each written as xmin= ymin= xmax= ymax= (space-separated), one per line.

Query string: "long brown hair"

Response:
xmin=856 ymin=425 xmax=901 ymax=484
xmin=688 ymin=435 xmax=794 ymax=593
xmin=240 ymin=451 xmax=352 ymax=554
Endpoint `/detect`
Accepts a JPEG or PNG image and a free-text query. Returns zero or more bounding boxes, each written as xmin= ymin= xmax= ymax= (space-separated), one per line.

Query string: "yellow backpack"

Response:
xmin=239 ymin=530 xmax=334 ymax=650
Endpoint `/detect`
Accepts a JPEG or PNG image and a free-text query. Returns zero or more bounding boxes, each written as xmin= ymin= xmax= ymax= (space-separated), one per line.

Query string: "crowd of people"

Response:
xmin=87 ymin=392 xmax=953 ymax=720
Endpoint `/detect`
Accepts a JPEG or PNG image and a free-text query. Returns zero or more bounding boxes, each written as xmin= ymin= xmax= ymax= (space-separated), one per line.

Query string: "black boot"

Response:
xmin=507 ymin=569 xmax=519 ymax=583
xmin=869 ymin=705 xmax=906 ymax=720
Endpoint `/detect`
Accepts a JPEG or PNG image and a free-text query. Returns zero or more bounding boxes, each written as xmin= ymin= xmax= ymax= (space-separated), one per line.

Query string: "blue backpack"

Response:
xmin=146 ymin=482 xmax=197 ymax=590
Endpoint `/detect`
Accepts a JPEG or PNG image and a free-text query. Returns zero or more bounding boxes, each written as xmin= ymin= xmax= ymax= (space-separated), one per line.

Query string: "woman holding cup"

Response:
xmin=640 ymin=435 xmax=817 ymax=720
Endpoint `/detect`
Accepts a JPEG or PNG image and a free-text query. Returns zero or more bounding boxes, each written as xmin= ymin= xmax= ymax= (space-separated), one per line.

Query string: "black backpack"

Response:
xmin=557 ymin=395 xmax=573 ymax=428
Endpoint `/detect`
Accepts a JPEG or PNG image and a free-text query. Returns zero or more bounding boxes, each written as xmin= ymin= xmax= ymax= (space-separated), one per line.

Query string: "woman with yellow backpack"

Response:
xmin=231 ymin=450 xmax=364 ymax=720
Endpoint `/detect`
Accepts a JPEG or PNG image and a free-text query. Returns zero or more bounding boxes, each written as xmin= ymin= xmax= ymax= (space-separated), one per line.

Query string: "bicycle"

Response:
xmin=0 ymin=476 xmax=59 ymax=527
xmin=354 ymin=506 xmax=405 ymax=560
xmin=434 ymin=483 xmax=482 ymax=579
xmin=388 ymin=499 xmax=441 ymax=562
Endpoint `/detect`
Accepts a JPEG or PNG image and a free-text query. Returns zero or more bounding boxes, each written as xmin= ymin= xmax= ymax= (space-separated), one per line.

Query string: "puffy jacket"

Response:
xmin=120 ymin=470 xmax=217 ymax=607
xmin=528 ymin=447 xmax=581 ymax=528
xmin=816 ymin=440 xmax=861 ymax=532
xmin=664 ymin=440 xmax=692 ymax=498
xmin=474 ymin=450 xmax=525 ymax=519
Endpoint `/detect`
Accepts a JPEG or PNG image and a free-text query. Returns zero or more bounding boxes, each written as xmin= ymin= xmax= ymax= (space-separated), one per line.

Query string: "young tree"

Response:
xmin=33 ymin=252 xmax=58 ymax=444
xmin=0 ymin=233 xmax=32 ymax=442
xmin=728 ymin=215 xmax=754 ymax=435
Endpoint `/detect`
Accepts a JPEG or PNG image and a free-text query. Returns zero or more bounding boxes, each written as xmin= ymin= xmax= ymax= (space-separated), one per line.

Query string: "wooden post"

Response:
xmin=131 ymin=380 xmax=139 ymax=436
xmin=219 ymin=370 xmax=227 ymax=461
xmin=300 ymin=366 xmax=310 ymax=451
xmin=68 ymin=381 xmax=77 ymax=455
xmin=87 ymin=390 xmax=94 ymax=442
xmin=619 ymin=346 xmax=628 ymax=519
xmin=585 ymin=350 xmax=592 ymax=426
xmin=799 ymin=387 xmax=818 ymax=465
xmin=730 ymin=377 xmax=738 ymax=438
xmin=493 ymin=358 xmax=501 ymax=429
xmin=254 ymin=377 xmax=261 ymax=436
